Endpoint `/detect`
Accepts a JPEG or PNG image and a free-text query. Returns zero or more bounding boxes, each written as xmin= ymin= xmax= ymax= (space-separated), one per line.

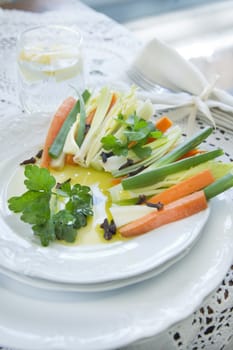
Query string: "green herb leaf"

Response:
xmin=53 ymin=210 xmax=77 ymax=243
xmin=56 ymin=180 xmax=72 ymax=197
xmin=66 ymin=184 xmax=93 ymax=220
xmin=8 ymin=191 xmax=51 ymax=225
xmin=124 ymin=117 xmax=155 ymax=143
xmin=132 ymin=144 xmax=152 ymax=159
xmin=24 ymin=164 xmax=56 ymax=192
xmin=124 ymin=129 xmax=149 ymax=142
xmin=33 ymin=220 xmax=56 ymax=247
xmin=102 ymin=113 xmax=163 ymax=160
xmin=150 ymin=130 xmax=163 ymax=139
xmin=101 ymin=135 xmax=128 ymax=156
xmin=8 ymin=165 xmax=93 ymax=247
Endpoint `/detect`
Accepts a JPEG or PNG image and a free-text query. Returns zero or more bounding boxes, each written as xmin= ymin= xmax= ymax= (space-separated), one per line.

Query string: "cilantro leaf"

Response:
xmin=24 ymin=164 xmax=56 ymax=192
xmin=56 ymin=180 xmax=72 ymax=197
xmin=33 ymin=220 xmax=56 ymax=247
xmin=73 ymin=213 xmax=89 ymax=230
xmin=8 ymin=165 xmax=94 ymax=247
xmin=101 ymin=135 xmax=128 ymax=156
xmin=8 ymin=191 xmax=51 ymax=225
xmin=53 ymin=210 xmax=77 ymax=243
xmin=101 ymin=114 xmax=163 ymax=160
xmin=150 ymin=130 xmax=163 ymax=139
xmin=124 ymin=116 xmax=156 ymax=142
xmin=124 ymin=128 xmax=150 ymax=142
xmin=66 ymin=184 xmax=93 ymax=220
xmin=132 ymin=144 xmax=152 ymax=159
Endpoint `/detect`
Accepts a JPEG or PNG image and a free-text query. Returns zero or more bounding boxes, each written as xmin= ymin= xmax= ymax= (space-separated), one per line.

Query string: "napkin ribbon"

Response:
xmin=131 ymin=38 xmax=233 ymax=133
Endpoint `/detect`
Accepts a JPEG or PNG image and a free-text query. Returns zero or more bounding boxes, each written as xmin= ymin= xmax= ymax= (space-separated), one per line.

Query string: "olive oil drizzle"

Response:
xmin=50 ymin=165 xmax=122 ymax=245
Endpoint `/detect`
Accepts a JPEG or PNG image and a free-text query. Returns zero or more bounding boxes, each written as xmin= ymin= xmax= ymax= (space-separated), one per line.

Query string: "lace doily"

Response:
xmin=0 ymin=3 xmax=233 ymax=349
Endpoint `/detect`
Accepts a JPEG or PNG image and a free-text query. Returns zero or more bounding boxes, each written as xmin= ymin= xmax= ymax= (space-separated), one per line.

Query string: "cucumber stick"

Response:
xmin=49 ymin=90 xmax=90 ymax=159
xmin=122 ymin=149 xmax=223 ymax=190
xmin=204 ymin=172 xmax=233 ymax=199
xmin=76 ymin=94 xmax=86 ymax=147
xmin=148 ymin=126 xmax=213 ymax=169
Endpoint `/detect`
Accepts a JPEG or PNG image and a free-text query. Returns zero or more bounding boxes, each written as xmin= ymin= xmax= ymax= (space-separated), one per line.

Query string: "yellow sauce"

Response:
xmin=8 ymin=163 xmax=126 ymax=246
xmin=51 ymin=165 xmax=112 ymax=191
xmin=50 ymin=165 xmax=124 ymax=245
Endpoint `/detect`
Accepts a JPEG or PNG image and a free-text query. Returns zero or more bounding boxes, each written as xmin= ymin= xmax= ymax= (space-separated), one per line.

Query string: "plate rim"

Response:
xmin=0 ymin=151 xmax=210 ymax=284
xmin=0 ymin=110 xmax=211 ymax=284
xmin=0 ymin=193 xmax=232 ymax=350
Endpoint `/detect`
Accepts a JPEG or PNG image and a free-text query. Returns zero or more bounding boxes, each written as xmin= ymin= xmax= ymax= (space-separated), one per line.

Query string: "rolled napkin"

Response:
xmin=130 ymin=38 xmax=233 ymax=133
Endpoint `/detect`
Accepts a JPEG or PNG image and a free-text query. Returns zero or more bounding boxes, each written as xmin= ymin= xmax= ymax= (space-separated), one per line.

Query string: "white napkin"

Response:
xmin=131 ymin=38 xmax=233 ymax=133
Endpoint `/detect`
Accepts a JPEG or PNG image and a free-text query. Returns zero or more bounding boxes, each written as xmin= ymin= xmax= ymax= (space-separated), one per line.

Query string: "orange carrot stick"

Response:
xmin=111 ymin=176 xmax=126 ymax=186
xmin=86 ymin=108 xmax=96 ymax=125
xmin=128 ymin=141 xmax=137 ymax=149
xmin=40 ymin=97 xmax=76 ymax=168
xmin=155 ymin=116 xmax=173 ymax=133
xmin=147 ymin=169 xmax=214 ymax=205
xmin=147 ymin=116 xmax=173 ymax=143
xmin=106 ymin=92 xmax=118 ymax=115
xmin=178 ymin=149 xmax=205 ymax=160
xmin=65 ymin=154 xmax=76 ymax=166
xmin=119 ymin=190 xmax=208 ymax=237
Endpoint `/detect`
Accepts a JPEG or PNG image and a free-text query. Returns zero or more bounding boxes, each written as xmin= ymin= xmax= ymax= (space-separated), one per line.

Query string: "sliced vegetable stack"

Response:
xmin=8 ymin=86 xmax=233 ymax=246
xmin=117 ymin=173 xmax=233 ymax=237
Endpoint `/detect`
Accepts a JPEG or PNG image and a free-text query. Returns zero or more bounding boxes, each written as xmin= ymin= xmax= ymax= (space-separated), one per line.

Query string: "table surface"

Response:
xmin=0 ymin=2 xmax=233 ymax=349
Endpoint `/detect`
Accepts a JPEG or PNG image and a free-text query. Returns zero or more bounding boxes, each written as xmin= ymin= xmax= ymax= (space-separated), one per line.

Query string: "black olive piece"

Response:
xmin=20 ymin=157 xmax=36 ymax=165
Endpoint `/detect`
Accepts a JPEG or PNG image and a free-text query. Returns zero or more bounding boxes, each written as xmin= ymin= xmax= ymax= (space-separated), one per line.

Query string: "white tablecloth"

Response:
xmin=0 ymin=2 xmax=233 ymax=349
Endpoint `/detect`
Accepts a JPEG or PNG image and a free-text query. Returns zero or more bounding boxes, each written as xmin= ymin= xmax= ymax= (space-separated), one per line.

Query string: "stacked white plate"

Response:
xmin=0 ymin=197 xmax=210 ymax=292
xmin=0 ymin=113 xmax=233 ymax=349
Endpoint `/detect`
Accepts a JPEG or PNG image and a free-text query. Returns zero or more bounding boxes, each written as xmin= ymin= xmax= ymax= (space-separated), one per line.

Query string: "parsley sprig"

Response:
xmin=8 ymin=165 xmax=93 ymax=246
xmin=101 ymin=113 xmax=162 ymax=159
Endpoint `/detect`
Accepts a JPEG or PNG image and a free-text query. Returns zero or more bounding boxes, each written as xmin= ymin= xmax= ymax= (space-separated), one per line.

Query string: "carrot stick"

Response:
xmin=106 ymin=92 xmax=118 ymax=115
xmin=155 ymin=116 xmax=173 ymax=133
xmin=86 ymin=108 xmax=96 ymax=125
xmin=178 ymin=148 xmax=205 ymax=160
xmin=128 ymin=140 xmax=137 ymax=149
xmin=147 ymin=116 xmax=173 ymax=143
xmin=111 ymin=176 xmax=126 ymax=186
xmin=40 ymin=97 xmax=76 ymax=168
xmin=119 ymin=190 xmax=208 ymax=237
xmin=147 ymin=169 xmax=214 ymax=205
xmin=65 ymin=154 xmax=76 ymax=166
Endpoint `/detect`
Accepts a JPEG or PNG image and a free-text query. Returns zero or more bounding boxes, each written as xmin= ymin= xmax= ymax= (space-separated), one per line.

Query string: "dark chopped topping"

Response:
xmin=136 ymin=195 xmax=164 ymax=209
xmin=109 ymin=220 xmax=117 ymax=234
xmin=146 ymin=201 xmax=164 ymax=210
xmin=56 ymin=178 xmax=71 ymax=189
xmin=136 ymin=194 xmax=147 ymax=205
xmin=100 ymin=218 xmax=117 ymax=240
xmin=20 ymin=149 xmax=43 ymax=165
xmin=84 ymin=123 xmax=91 ymax=135
xmin=128 ymin=165 xmax=146 ymax=177
xmin=118 ymin=158 xmax=134 ymax=170
xmin=35 ymin=149 xmax=43 ymax=159
xmin=100 ymin=151 xmax=114 ymax=163
xmin=20 ymin=157 xmax=36 ymax=165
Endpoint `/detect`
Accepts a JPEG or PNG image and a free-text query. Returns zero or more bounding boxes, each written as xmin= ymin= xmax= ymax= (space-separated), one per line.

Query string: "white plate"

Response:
xmin=0 ymin=194 xmax=232 ymax=350
xmin=0 ymin=112 xmax=210 ymax=284
xmin=0 ymin=239 xmax=195 ymax=292
xmin=0 ymin=155 xmax=209 ymax=284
